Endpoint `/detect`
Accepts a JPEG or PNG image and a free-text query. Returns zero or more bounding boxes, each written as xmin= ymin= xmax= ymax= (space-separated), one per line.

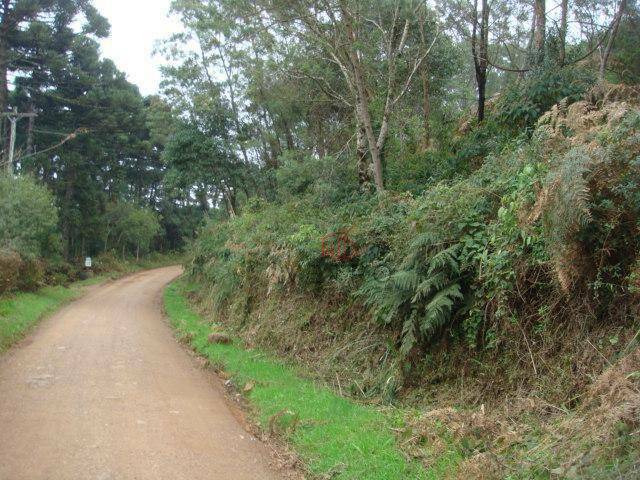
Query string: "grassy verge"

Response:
xmin=0 ymin=276 xmax=99 ymax=352
xmin=164 ymin=279 xmax=458 ymax=479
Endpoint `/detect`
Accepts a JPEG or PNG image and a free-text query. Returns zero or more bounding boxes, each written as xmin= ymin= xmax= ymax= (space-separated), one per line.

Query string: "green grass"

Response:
xmin=0 ymin=282 xmax=86 ymax=352
xmin=164 ymin=279 xmax=445 ymax=479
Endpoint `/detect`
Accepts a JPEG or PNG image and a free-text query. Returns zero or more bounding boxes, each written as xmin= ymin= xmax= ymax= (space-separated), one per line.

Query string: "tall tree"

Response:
xmin=239 ymin=0 xmax=441 ymax=191
xmin=0 ymin=0 xmax=108 ymax=158
xmin=599 ymin=0 xmax=628 ymax=80
xmin=471 ymin=0 xmax=489 ymax=121
xmin=533 ymin=0 xmax=546 ymax=65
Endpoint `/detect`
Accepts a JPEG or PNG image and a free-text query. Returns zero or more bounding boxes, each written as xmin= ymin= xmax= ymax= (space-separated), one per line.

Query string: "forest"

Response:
xmin=1 ymin=0 xmax=640 ymax=478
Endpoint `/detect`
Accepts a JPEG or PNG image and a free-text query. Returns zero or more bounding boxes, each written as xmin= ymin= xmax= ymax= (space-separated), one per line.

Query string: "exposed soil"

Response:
xmin=0 ymin=267 xmax=287 ymax=480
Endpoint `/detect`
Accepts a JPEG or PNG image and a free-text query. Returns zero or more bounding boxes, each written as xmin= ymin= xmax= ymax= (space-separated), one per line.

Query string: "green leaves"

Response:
xmin=0 ymin=175 xmax=59 ymax=259
xmin=362 ymin=231 xmax=465 ymax=357
xmin=421 ymin=283 xmax=463 ymax=336
xmin=391 ymin=270 xmax=419 ymax=291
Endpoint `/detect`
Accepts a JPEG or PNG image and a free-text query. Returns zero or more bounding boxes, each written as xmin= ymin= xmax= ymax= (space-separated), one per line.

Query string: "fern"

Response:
xmin=543 ymin=147 xmax=593 ymax=247
xmin=409 ymin=232 xmax=441 ymax=250
xmin=400 ymin=314 xmax=418 ymax=356
xmin=391 ymin=270 xmax=419 ymax=291
xmin=362 ymin=229 xmax=467 ymax=356
xmin=420 ymin=283 xmax=463 ymax=336
xmin=411 ymin=271 xmax=448 ymax=303
xmin=427 ymin=244 xmax=460 ymax=275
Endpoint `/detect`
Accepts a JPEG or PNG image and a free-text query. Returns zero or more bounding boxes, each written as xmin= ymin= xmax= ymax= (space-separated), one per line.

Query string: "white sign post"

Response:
xmin=85 ymin=257 xmax=92 ymax=268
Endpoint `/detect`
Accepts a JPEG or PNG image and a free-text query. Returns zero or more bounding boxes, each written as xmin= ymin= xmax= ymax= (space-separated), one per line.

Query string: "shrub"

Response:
xmin=44 ymin=259 xmax=79 ymax=286
xmin=17 ymin=258 xmax=45 ymax=291
xmin=0 ymin=250 xmax=22 ymax=294
xmin=0 ymin=175 xmax=59 ymax=259
xmin=94 ymin=251 xmax=128 ymax=273
xmin=187 ymin=87 xmax=640 ymax=384
xmin=493 ymin=66 xmax=595 ymax=131
xmin=276 ymin=153 xmax=358 ymax=204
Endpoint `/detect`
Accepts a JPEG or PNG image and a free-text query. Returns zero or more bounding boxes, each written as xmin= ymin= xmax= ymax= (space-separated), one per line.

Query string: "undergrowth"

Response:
xmin=182 ymin=84 xmax=640 ymax=477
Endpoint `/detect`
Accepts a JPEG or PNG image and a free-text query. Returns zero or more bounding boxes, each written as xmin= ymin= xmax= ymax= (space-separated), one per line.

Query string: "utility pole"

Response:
xmin=2 ymin=107 xmax=37 ymax=175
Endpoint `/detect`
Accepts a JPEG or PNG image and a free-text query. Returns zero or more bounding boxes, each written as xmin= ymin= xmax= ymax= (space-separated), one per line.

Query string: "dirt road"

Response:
xmin=0 ymin=267 xmax=284 ymax=480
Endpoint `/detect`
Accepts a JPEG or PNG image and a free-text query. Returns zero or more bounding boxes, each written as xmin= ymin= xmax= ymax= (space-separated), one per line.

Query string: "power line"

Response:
xmin=33 ymin=128 xmax=79 ymax=136
xmin=16 ymin=128 xmax=89 ymax=163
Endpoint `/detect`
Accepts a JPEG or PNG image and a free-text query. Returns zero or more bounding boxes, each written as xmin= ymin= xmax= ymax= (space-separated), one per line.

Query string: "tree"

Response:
xmin=607 ymin=0 xmax=640 ymax=82
xmin=163 ymin=125 xmax=246 ymax=218
xmin=0 ymin=0 xmax=109 ymax=158
xmin=599 ymin=0 xmax=628 ymax=80
xmin=0 ymin=175 xmax=59 ymax=258
xmin=234 ymin=0 xmax=442 ymax=191
xmin=533 ymin=0 xmax=546 ymax=65
xmin=471 ymin=0 xmax=489 ymax=121
xmin=104 ymin=202 xmax=161 ymax=259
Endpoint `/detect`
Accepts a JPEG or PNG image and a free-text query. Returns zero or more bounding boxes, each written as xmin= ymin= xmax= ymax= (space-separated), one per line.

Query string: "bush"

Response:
xmin=187 ymin=87 xmax=640 ymax=385
xmin=276 ymin=153 xmax=358 ymax=204
xmin=94 ymin=251 xmax=128 ymax=273
xmin=0 ymin=250 xmax=22 ymax=294
xmin=17 ymin=258 xmax=45 ymax=291
xmin=0 ymin=175 xmax=59 ymax=259
xmin=44 ymin=259 xmax=79 ymax=286
xmin=493 ymin=66 xmax=595 ymax=131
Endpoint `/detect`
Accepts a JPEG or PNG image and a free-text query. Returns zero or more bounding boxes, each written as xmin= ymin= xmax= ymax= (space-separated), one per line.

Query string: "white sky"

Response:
xmin=93 ymin=0 xmax=180 ymax=96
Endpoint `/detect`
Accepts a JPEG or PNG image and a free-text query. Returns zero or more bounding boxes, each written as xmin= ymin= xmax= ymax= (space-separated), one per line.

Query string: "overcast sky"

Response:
xmin=93 ymin=0 xmax=179 ymax=96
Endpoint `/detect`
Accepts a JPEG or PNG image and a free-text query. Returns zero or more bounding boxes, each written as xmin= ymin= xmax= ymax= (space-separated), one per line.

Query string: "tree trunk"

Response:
xmin=534 ymin=0 xmax=546 ymax=65
xmin=420 ymin=68 xmax=431 ymax=151
xmin=0 ymin=0 xmax=9 ymax=115
xmin=222 ymin=184 xmax=237 ymax=218
xmin=0 ymin=1 xmax=11 ymax=161
xmin=599 ymin=0 xmax=627 ymax=81
xmin=217 ymin=42 xmax=250 ymax=165
xmin=26 ymin=103 xmax=35 ymax=155
xmin=417 ymin=9 xmax=431 ymax=151
xmin=477 ymin=72 xmax=487 ymax=122
xmin=268 ymin=135 xmax=282 ymax=166
xmin=282 ymin=119 xmax=295 ymax=150
xmin=355 ymin=96 xmax=384 ymax=191
xmin=472 ymin=0 xmax=489 ymax=122
xmin=340 ymin=10 xmax=384 ymax=192
xmin=356 ymin=117 xmax=371 ymax=188
xmin=348 ymin=53 xmax=383 ymax=191
xmin=62 ymin=166 xmax=76 ymax=260
xmin=558 ymin=0 xmax=568 ymax=66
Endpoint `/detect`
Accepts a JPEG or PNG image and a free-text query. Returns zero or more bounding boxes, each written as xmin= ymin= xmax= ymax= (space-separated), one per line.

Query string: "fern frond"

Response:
xmin=427 ymin=245 xmax=460 ymax=275
xmin=391 ymin=270 xmax=419 ymax=291
xmin=411 ymin=271 xmax=448 ymax=303
xmin=400 ymin=314 xmax=418 ymax=356
xmin=420 ymin=283 xmax=463 ymax=336
xmin=409 ymin=232 xmax=440 ymax=250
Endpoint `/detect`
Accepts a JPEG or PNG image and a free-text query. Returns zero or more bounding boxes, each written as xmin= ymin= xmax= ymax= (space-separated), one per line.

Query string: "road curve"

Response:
xmin=0 ymin=266 xmax=283 ymax=480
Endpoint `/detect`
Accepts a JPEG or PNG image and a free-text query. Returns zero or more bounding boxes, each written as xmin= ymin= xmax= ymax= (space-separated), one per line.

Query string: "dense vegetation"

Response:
xmin=159 ymin=0 xmax=640 ymax=477
xmin=2 ymin=0 xmax=640 ymax=477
